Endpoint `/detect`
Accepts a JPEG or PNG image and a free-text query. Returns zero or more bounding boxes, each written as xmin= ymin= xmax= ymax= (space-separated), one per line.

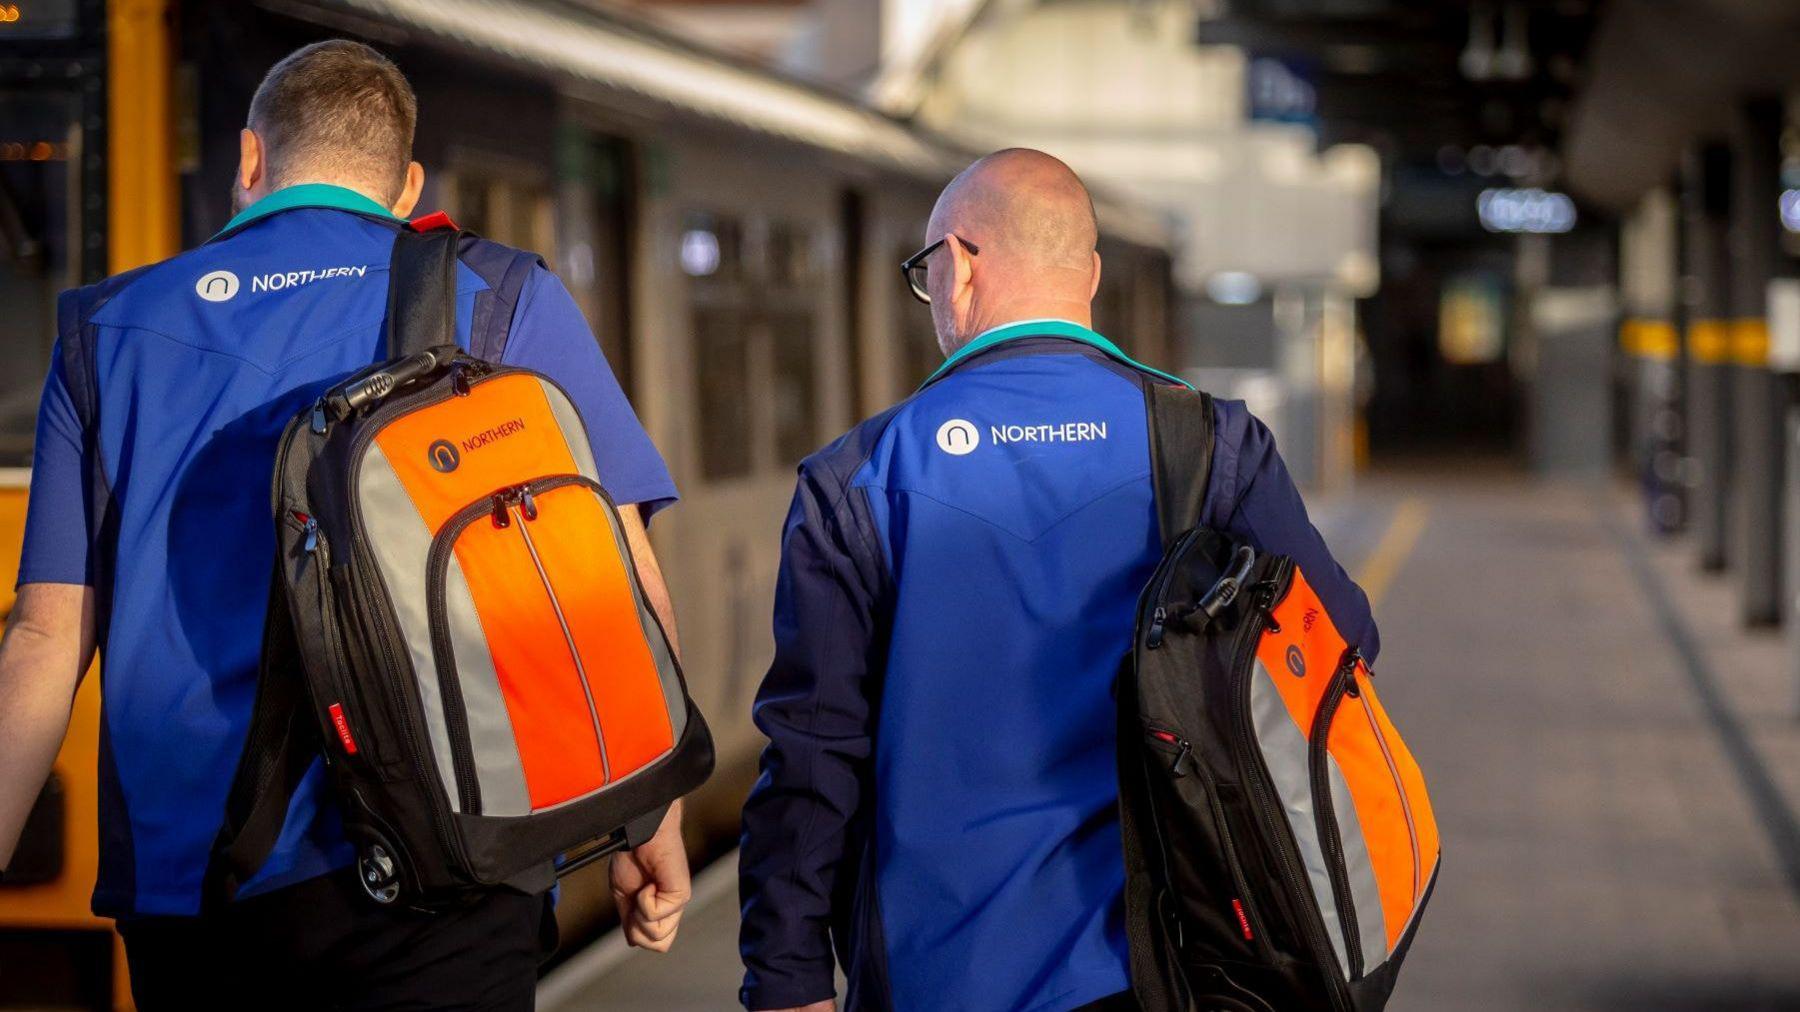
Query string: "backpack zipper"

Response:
xmin=508 ymin=482 xmax=612 ymax=785
xmin=1142 ymin=723 xmax=1272 ymax=955
xmin=1142 ymin=527 xmax=1204 ymax=649
xmin=1355 ymin=673 xmax=1424 ymax=906
xmin=425 ymin=474 xmax=623 ymax=810
xmin=1310 ymin=649 xmax=1366 ymax=981
xmin=1228 ymin=557 xmax=1354 ymax=1010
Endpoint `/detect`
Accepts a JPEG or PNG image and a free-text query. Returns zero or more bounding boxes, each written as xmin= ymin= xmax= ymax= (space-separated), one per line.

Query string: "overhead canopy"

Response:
xmin=289 ymin=0 xmax=1171 ymax=248
xmin=1561 ymin=0 xmax=1800 ymax=211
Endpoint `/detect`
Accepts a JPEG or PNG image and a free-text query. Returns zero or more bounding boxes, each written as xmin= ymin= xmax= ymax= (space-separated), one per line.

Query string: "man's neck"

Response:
xmin=947 ymin=303 xmax=1093 ymax=355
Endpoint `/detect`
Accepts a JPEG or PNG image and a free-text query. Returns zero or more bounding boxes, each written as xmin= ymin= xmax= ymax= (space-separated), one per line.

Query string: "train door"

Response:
xmin=0 ymin=3 xmax=134 ymax=1009
xmin=633 ymin=136 xmax=852 ymax=811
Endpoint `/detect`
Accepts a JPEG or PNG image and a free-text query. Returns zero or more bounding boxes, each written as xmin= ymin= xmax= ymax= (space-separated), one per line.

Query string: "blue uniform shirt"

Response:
xmin=21 ymin=185 xmax=676 ymax=918
xmin=738 ymin=320 xmax=1374 ymax=1011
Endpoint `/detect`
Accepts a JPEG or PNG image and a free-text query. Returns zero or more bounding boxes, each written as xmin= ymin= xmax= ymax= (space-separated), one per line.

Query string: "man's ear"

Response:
xmin=237 ymin=128 xmax=264 ymax=194
xmin=390 ymin=161 xmax=426 ymax=218
xmin=1089 ymin=250 xmax=1103 ymax=300
xmin=949 ymin=234 xmax=976 ymax=303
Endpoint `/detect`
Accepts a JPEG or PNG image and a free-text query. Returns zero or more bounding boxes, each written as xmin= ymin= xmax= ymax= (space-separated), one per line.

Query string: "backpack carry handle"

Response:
xmin=1193 ymin=545 xmax=1257 ymax=622
xmin=311 ymin=345 xmax=459 ymax=433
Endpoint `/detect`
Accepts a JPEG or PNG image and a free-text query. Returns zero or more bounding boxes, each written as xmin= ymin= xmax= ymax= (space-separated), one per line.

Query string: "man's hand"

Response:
xmin=609 ymin=799 xmax=691 ymax=952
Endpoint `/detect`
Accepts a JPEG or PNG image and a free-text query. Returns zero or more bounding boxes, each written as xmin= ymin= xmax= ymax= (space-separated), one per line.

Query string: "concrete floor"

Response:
xmin=543 ymin=471 xmax=1800 ymax=1011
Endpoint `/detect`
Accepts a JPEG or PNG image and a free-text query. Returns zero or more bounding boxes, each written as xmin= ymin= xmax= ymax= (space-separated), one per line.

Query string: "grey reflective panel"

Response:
xmin=1327 ymin=750 xmax=1390 ymax=971
xmin=443 ymin=553 xmax=533 ymax=815
xmin=1250 ymin=660 xmax=1350 ymax=977
xmin=536 ymin=377 xmax=683 ymax=734
xmin=359 ymin=443 xmax=462 ymax=811
xmin=588 ymin=485 xmax=687 ymax=741
xmin=538 ymin=379 xmax=602 ymax=483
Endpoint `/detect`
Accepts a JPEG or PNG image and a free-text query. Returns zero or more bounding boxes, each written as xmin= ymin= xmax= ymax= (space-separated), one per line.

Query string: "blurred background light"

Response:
xmin=1780 ymin=188 xmax=1800 ymax=233
xmin=1478 ymin=187 xmax=1578 ymax=233
xmin=1206 ymin=270 xmax=1263 ymax=305
xmin=679 ymin=228 xmax=721 ymax=277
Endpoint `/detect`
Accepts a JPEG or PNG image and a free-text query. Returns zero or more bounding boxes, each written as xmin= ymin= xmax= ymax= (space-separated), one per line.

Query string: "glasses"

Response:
xmin=900 ymin=235 xmax=981 ymax=304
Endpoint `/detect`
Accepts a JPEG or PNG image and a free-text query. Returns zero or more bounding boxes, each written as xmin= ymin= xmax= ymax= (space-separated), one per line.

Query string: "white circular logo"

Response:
xmin=195 ymin=270 xmax=240 ymax=302
xmin=935 ymin=418 xmax=980 ymax=456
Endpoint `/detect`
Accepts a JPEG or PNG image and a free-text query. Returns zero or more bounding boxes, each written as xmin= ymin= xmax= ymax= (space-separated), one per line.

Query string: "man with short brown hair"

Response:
xmin=0 ymin=40 xmax=692 ymax=1009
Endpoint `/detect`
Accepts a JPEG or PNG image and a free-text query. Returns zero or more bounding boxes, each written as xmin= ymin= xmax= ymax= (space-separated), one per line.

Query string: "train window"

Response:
xmin=445 ymin=166 xmax=555 ymax=264
xmin=769 ymin=309 xmax=817 ymax=463
xmin=694 ymin=305 xmax=754 ymax=481
xmin=680 ymin=212 xmax=740 ymax=280
xmin=0 ymin=87 xmax=80 ymax=464
xmin=686 ymin=213 xmax=824 ymax=478
xmin=764 ymin=223 xmax=813 ymax=287
xmin=0 ymin=0 xmax=80 ymax=39
xmin=553 ymin=135 xmax=635 ymax=394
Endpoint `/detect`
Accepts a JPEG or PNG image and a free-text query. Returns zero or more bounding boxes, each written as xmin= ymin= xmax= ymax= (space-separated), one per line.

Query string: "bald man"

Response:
xmin=738 ymin=150 xmax=1375 ymax=1012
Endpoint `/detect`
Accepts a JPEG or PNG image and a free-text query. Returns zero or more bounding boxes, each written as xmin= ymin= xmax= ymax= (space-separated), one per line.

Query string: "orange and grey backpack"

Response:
xmin=1118 ymin=384 xmax=1439 ymax=1011
xmin=206 ymin=218 xmax=713 ymax=908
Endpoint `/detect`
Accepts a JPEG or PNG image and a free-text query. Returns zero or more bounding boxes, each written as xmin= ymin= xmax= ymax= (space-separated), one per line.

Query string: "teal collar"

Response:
xmin=923 ymin=318 xmax=1190 ymax=389
xmin=216 ymin=183 xmax=398 ymax=238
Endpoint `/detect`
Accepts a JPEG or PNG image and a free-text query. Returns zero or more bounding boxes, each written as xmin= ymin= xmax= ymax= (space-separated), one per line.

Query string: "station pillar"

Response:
xmin=1729 ymin=98 xmax=1785 ymax=625
xmin=1682 ymin=142 xmax=1735 ymax=572
xmin=1619 ymin=189 xmax=1684 ymax=532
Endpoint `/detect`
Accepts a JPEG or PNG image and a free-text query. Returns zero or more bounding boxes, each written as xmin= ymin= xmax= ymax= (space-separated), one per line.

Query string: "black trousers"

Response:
xmin=117 ymin=869 xmax=555 ymax=1011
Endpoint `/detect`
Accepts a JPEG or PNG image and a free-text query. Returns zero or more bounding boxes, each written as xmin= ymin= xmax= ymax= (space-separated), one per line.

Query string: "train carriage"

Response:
xmin=0 ymin=2 xmax=1175 ymax=1005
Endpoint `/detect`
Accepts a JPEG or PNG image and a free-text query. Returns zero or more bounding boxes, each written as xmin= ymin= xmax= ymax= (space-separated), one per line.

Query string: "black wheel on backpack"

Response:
xmin=357 ymin=840 xmax=403 ymax=905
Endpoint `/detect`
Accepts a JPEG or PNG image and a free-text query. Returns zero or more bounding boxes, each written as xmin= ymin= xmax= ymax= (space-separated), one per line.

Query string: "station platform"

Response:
xmin=541 ymin=468 xmax=1800 ymax=1011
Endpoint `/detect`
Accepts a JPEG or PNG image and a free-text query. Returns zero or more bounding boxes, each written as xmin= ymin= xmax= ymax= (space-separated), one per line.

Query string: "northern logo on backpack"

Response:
xmin=427 ymin=440 xmax=460 ymax=472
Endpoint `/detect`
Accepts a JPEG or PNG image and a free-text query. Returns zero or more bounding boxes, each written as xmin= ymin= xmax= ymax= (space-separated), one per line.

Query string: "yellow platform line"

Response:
xmin=1358 ymin=497 xmax=1429 ymax=610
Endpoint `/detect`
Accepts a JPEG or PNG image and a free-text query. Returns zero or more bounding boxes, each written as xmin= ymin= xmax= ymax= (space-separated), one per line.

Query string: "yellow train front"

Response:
xmin=0 ymin=2 xmax=1175 ymax=1007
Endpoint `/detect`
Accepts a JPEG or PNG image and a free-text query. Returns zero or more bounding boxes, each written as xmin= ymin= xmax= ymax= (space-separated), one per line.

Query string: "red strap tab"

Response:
xmin=1231 ymin=898 xmax=1254 ymax=941
xmin=328 ymin=703 xmax=359 ymax=755
xmin=407 ymin=210 xmax=460 ymax=233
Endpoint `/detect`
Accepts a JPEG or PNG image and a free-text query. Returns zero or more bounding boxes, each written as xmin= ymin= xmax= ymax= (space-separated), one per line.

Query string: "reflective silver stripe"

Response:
xmin=586 ymin=484 xmax=687 ymax=740
xmin=358 ymin=444 xmax=461 ymax=811
xmin=515 ymin=504 xmax=611 ymax=783
xmin=1360 ymin=688 xmax=1423 ymax=903
xmin=538 ymin=378 xmax=602 ymax=483
xmin=1250 ymin=660 xmax=1351 ymax=976
xmin=542 ymin=377 xmax=686 ymax=741
xmin=442 ymin=552 xmax=531 ymax=815
xmin=1327 ymin=751 xmax=1389 ymax=971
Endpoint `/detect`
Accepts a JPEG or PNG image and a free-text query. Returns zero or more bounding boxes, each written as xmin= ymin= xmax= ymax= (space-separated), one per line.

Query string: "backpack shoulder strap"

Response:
xmin=203 ymin=561 xmax=317 ymax=909
xmin=1145 ymin=380 xmax=1215 ymax=546
xmin=387 ymin=222 xmax=464 ymax=359
xmin=457 ymin=236 xmax=545 ymax=362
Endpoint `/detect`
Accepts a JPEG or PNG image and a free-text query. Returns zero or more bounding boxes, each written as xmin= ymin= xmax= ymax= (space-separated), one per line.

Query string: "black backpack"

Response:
xmin=1117 ymin=384 xmax=1440 ymax=1011
xmin=206 ymin=220 xmax=714 ymax=909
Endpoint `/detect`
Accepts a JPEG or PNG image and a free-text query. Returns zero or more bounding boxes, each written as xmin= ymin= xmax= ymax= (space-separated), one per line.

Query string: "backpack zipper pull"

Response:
xmin=520 ymin=489 xmax=538 ymax=521
xmin=1149 ymin=728 xmax=1191 ymax=777
xmin=451 ymin=363 xmax=472 ymax=397
xmin=1147 ymin=606 xmax=1168 ymax=648
xmin=1169 ymin=739 xmax=1192 ymax=777
xmin=491 ymin=492 xmax=512 ymax=529
xmin=302 ymin=516 xmax=319 ymax=554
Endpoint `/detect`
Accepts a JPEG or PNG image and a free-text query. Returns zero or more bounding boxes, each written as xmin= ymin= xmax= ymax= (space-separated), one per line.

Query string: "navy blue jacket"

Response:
xmin=738 ymin=321 xmax=1376 ymax=1011
xmin=22 ymin=184 xmax=676 ymax=917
